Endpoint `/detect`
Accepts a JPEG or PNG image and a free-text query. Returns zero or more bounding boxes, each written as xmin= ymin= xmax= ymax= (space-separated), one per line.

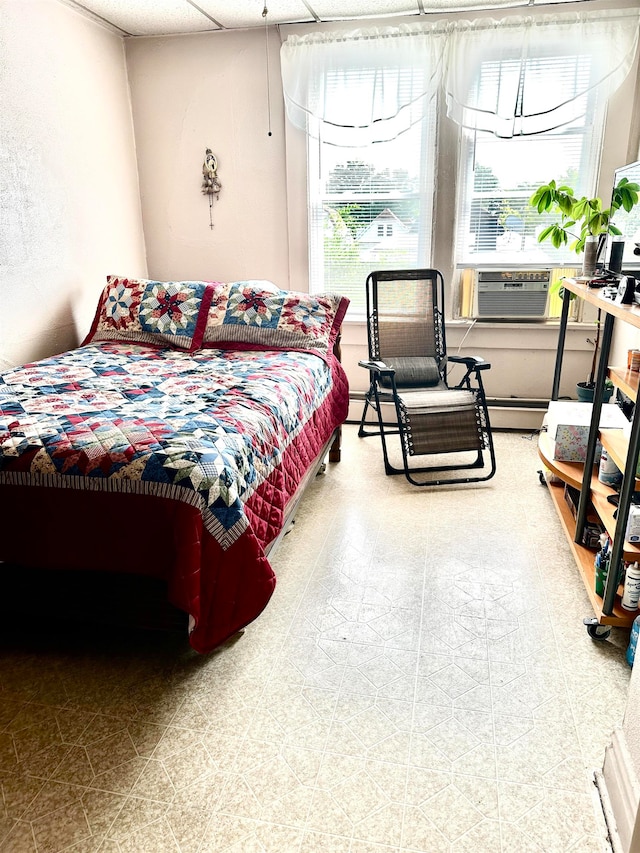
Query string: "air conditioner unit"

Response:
xmin=475 ymin=270 xmax=551 ymax=319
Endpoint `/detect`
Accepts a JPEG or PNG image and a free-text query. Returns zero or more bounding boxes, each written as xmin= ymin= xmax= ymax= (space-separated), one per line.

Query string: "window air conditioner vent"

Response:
xmin=475 ymin=270 xmax=550 ymax=319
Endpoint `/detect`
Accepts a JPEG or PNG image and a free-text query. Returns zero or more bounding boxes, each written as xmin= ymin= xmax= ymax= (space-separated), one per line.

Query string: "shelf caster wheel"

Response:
xmin=537 ymin=469 xmax=546 ymax=485
xmin=583 ymin=617 xmax=611 ymax=641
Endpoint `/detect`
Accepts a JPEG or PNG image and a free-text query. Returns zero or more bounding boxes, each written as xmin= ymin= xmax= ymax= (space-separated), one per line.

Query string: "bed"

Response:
xmin=0 ymin=276 xmax=349 ymax=653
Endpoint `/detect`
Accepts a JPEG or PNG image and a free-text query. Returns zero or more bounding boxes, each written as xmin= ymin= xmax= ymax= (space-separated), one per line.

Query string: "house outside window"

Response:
xmin=307 ymin=103 xmax=437 ymax=315
xmin=308 ymin=71 xmax=604 ymax=317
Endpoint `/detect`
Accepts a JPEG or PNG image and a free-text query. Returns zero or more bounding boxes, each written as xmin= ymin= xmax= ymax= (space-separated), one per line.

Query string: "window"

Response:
xmin=307 ymin=55 xmax=605 ymax=316
xmin=285 ymin=10 xmax=638 ymax=320
xmin=455 ymin=54 xmax=606 ymax=270
xmin=307 ymin=89 xmax=437 ymax=315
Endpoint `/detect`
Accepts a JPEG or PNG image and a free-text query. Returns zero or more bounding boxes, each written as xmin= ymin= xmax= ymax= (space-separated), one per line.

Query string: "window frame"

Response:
xmin=305 ymin=106 xmax=439 ymax=319
xmin=454 ymin=52 xmax=608 ymax=274
xmin=281 ymin=16 xmax=638 ymax=326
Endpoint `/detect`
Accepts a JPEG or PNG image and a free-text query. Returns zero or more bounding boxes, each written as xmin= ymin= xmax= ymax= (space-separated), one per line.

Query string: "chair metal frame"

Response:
xmin=358 ymin=269 xmax=496 ymax=486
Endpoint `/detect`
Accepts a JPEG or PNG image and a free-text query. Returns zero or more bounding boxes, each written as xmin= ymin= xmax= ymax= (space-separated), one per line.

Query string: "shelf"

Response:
xmin=549 ymin=278 xmax=640 ymax=633
xmin=544 ymin=479 xmax=635 ymax=628
xmin=538 ymin=431 xmax=640 ymax=562
xmin=537 ymin=431 xmax=585 ymax=491
xmin=599 ymin=428 xmax=640 ymax=490
xmin=562 ymin=279 xmax=640 ymax=331
xmin=608 ymin=366 xmax=639 ymax=402
xmin=590 ymin=489 xmax=640 ymax=562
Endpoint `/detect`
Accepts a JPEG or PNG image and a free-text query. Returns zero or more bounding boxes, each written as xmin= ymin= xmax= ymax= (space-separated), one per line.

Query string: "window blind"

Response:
xmin=307 ymin=94 xmax=437 ymax=315
xmin=455 ymin=54 xmax=605 ymax=268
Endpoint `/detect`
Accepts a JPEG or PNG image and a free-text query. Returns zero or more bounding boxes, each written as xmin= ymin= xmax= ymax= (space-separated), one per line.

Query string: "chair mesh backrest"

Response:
xmin=368 ymin=271 xmax=444 ymax=363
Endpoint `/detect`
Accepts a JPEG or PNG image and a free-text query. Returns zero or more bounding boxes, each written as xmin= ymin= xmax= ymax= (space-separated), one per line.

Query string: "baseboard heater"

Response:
xmin=487 ymin=398 xmax=549 ymax=409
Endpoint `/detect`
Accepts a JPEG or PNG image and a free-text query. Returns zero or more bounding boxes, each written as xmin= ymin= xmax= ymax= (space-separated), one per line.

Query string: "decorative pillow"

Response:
xmin=228 ymin=279 xmax=281 ymax=292
xmin=83 ymin=276 xmax=213 ymax=351
xmin=203 ymin=281 xmax=349 ymax=353
xmin=379 ymin=356 xmax=442 ymax=390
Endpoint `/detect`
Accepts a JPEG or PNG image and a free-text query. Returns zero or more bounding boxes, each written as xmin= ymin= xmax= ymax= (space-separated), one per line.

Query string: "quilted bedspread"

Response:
xmin=0 ymin=341 xmax=349 ymax=652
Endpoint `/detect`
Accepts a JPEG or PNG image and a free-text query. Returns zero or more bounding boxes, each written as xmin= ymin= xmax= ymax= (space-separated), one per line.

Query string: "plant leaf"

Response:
xmin=551 ymin=226 xmax=568 ymax=248
xmin=537 ymin=225 xmax=555 ymax=242
xmin=537 ymin=194 xmax=551 ymax=213
xmin=558 ymin=195 xmax=574 ymax=215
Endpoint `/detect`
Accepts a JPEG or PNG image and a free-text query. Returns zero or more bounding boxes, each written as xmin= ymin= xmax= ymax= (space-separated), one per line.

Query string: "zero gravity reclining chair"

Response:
xmin=358 ymin=269 xmax=496 ymax=486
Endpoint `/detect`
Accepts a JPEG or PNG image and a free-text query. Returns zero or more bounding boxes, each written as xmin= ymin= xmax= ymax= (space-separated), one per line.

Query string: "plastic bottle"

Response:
xmin=595 ymin=536 xmax=608 ymax=597
xmin=622 ymin=561 xmax=640 ymax=611
xmin=598 ymin=449 xmax=623 ymax=487
xmin=627 ymin=615 xmax=640 ymax=667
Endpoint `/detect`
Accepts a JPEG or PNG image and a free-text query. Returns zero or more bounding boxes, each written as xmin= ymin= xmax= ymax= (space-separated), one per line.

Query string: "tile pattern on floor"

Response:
xmin=0 ymin=426 xmax=632 ymax=852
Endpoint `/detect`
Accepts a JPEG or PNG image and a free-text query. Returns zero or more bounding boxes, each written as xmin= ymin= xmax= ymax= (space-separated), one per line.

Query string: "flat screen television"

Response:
xmin=606 ymin=159 xmax=640 ymax=273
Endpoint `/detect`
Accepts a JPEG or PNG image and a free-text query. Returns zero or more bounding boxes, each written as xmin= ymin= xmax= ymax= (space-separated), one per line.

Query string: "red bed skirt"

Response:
xmin=0 ymin=485 xmax=276 ymax=653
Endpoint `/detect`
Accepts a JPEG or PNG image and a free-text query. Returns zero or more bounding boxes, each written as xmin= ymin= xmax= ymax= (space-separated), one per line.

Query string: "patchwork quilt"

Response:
xmin=0 ymin=341 xmax=349 ymax=652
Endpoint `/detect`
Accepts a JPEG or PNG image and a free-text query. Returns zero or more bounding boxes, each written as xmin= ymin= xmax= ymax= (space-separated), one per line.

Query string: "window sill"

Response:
xmin=339 ymin=316 xmax=596 ymax=352
xmin=342 ymin=316 xmax=596 ymax=329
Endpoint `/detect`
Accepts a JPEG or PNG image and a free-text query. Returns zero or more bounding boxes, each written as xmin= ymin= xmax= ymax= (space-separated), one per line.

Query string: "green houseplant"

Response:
xmin=529 ymin=176 xmax=639 ymax=400
xmin=529 ymin=176 xmax=639 ymax=256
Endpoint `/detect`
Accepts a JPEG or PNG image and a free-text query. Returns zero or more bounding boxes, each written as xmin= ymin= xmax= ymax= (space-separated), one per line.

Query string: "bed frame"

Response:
xmin=0 ymin=332 xmax=346 ymax=644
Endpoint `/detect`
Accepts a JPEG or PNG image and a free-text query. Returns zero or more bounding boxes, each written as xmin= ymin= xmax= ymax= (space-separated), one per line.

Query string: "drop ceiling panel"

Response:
xmin=63 ymin=0 xmax=591 ymax=35
xmin=69 ymin=0 xmax=219 ymax=35
xmin=309 ymin=0 xmax=421 ymax=20
xmin=419 ymin=0 xmax=526 ymax=9
xmin=196 ymin=0 xmax=315 ymax=27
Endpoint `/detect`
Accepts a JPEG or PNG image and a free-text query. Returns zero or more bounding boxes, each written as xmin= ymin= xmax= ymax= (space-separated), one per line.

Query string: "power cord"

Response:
xmin=456 ymin=318 xmax=477 ymax=353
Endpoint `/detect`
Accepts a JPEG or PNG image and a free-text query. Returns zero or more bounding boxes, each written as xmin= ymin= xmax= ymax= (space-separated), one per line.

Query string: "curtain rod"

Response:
xmin=283 ymin=7 xmax=639 ymax=45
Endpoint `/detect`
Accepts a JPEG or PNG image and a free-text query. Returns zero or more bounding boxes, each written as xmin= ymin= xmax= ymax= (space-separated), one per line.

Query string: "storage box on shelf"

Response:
xmin=540 ymin=278 xmax=640 ymax=636
xmin=545 ymin=400 xmax=628 ymax=462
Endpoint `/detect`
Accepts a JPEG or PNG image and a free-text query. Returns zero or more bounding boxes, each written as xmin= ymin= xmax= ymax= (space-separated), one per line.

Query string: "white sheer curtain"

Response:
xmin=280 ymin=9 xmax=640 ymax=142
xmin=444 ymin=9 xmax=640 ymax=137
xmin=280 ymin=24 xmax=447 ymax=146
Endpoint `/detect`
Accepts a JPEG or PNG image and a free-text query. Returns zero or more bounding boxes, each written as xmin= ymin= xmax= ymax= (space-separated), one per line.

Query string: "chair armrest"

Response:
xmin=448 ymin=355 xmax=491 ymax=371
xmin=358 ymin=359 xmax=396 ymax=376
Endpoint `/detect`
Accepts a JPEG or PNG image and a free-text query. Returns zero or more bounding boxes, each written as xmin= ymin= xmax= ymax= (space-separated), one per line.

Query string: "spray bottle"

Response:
xmin=622 ymin=561 xmax=640 ymax=611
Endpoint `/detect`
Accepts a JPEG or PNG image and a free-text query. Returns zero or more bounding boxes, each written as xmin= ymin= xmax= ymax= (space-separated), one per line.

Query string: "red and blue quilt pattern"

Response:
xmin=0 ymin=342 xmax=337 ymax=550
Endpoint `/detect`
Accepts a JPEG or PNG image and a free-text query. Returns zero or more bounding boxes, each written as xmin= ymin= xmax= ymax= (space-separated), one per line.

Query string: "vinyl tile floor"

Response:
xmin=0 ymin=425 xmax=633 ymax=853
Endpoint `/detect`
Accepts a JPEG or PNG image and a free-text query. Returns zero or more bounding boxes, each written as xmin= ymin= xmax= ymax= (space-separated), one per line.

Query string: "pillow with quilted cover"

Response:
xmin=203 ymin=281 xmax=349 ymax=353
xmin=83 ymin=275 xmax=213 ymax=352
xmin=228 ymin=279 xmax=281 ymax=292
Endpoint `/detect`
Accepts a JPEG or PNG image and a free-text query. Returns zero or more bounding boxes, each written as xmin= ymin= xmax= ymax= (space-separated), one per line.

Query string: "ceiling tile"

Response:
xmin=309 ymin=0 xmax=421 ymax=20
xmin=69 ymin=0 xmax=220 ymax=36
xmin=422 ymin=0 xmax=524 ymax=13
xmin=195 ymin=0 xmax=315 ymax=28
xmin=419 ymin=0 xmax=525 ymax=10
xmin=63 ymin=0 xmax=591 ymax=35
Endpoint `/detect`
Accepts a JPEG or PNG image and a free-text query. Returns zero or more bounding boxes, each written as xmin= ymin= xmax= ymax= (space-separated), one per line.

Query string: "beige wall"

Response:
xmin=0 ymin=0 xmax=147 ymax=369
xmin=124 ymin=29 xmax=288 ymax=286
xmin=125 ymin=4 xmax=640 ymax=402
